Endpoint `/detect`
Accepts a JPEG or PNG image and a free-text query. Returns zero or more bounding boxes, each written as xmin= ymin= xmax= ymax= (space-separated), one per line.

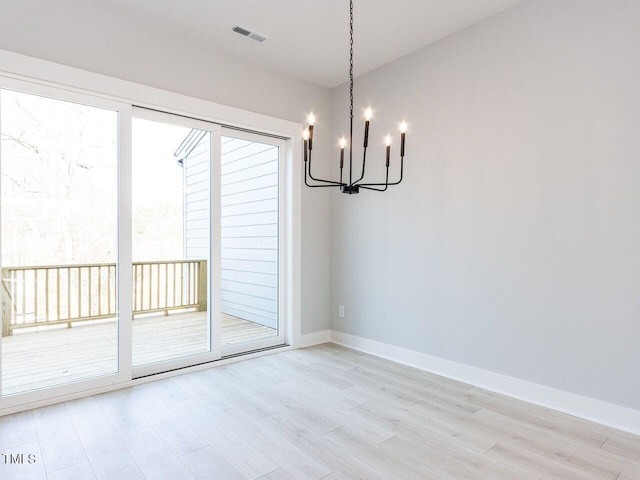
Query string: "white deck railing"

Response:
xmin=1 ymin=259 xmax=207 ymax=336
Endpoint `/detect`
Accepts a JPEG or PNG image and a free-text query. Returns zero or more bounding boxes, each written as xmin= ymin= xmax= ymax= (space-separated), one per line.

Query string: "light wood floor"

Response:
xmin=1 ymin=343 xmax=639 ymax=479
xmin=1 ymin=312 xmax=275 ymax=396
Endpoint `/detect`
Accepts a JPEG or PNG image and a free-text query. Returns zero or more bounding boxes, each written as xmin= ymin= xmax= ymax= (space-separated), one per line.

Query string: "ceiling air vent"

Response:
xmin=232 ymin=25 xmax=268 ymax=44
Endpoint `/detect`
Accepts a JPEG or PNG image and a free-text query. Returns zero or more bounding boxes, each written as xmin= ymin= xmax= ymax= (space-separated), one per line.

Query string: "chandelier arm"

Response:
xmin=307 ymin=175 xmax=344 ymax=185
xmin=307 ymin=148 xmax=345 ymax=185
xmin=307 ymin=175 xmax=345 ymax=185
xmin=385 ymin=156 xmax=404 ymax=186
xmin=357 ymin=155 xmax=404 ymax=187
xmin=305 ymin=163 xmax=343 ymax=188
xmin=306 ymin=183 xmax=343 ymax=188
xmin=350 ymin=147 xmax=368 ymax=186
xmin=358 ymin=165 xmax=390 ymax=191
xmin=355 ymin=179 xmax=390 ymax=187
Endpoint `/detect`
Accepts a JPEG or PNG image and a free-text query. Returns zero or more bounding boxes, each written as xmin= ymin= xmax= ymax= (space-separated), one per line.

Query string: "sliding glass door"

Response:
xmin=0 ymin=81 xmax=129 ymax=398
xmin=0 ymin=78 xmax=288 ymax=404
xmin=131 ymin=108 xmax=220 ymax=376
xmin=220 ymin=130 xmax=285 ymax=355
xmin=130 ymin=118 xmax=286 ymax=371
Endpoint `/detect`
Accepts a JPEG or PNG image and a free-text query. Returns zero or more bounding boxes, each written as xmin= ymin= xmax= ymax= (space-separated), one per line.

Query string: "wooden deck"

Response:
xmin=1 ymin=311 xmax=275 ymax=396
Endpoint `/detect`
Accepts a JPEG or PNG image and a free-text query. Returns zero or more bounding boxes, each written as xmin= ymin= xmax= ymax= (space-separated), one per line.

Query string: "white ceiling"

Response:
xmin=97 ymin=0 xmax=524 ymax=88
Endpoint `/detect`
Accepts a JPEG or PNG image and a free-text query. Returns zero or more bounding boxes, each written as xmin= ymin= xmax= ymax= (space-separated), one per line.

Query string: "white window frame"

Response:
xmin=130 ymin=107 xmax=223 ymax=378
xmin=0 ymin=49 xmax=302 ymax=415
xmin=0 ymin=76 xmax=133 ymax=407
xmin=220 ymin=128 xmax=287 ymax=357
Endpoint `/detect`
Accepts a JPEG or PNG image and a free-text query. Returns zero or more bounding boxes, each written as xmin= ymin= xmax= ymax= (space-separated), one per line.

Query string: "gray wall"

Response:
xmin=331 ymin=0 xmax=640 ymax=409
xmin=0 ymin=0 xmax=333 ymax=335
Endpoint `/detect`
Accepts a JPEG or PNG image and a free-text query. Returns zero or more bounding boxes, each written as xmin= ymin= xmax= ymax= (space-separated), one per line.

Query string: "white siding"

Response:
xmin=221 ymin=136 xmax=278 ymax=329
xmin=180 ymin=134 xmax=278 ymax=329
xmin=182 ymin=134 xmax=210 ymax=261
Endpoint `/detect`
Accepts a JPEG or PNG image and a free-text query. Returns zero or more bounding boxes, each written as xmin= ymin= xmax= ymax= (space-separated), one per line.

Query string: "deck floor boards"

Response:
xmin=2 ymin=312 xmax=275 ymax=395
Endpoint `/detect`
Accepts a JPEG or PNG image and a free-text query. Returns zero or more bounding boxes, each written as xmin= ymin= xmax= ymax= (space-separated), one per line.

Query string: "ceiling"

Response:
xmin=96 ymin=0 xmax=524 ymax=88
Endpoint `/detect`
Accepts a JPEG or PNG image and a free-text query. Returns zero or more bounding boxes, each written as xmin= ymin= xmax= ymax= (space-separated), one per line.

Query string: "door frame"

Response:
xmin=0 ymin=50 xmax=302 ymax=415
xmin=0 ymin=76 xmax=132 ymax=407
xmin=131 ymin=107 xmax=223 ymax=378
xmin=220 ymin=128 xmax=287 ymax=357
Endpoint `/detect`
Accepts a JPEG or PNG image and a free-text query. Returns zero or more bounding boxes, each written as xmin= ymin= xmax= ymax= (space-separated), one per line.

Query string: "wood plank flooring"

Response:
xmin=1 ymin=343 xmax=639 ymax=479
xmin=1 ymin=312 xmax=276 ymax=395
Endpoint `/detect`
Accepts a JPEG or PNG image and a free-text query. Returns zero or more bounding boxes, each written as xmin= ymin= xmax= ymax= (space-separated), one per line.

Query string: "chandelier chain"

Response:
xmin=349 ymin=0 xmax=354 ymax=183
xmin=349 ymin=0 xmax=354 ymax=126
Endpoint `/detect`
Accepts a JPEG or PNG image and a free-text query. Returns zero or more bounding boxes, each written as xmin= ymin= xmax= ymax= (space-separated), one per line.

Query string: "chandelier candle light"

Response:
xmin=303 ymin=0 xmax=407 ymax=194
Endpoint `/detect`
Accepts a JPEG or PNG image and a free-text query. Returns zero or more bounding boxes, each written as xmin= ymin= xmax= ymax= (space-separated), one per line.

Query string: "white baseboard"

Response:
xmin=330 ymin=330 xmax=640 ymax=436
xmin=297 ymin=329 xmax=331 ymax=348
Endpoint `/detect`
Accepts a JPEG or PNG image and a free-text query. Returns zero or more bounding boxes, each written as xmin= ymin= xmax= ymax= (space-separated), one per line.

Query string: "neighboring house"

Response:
xmin=175 ymin=131 xmax=279 ymax=330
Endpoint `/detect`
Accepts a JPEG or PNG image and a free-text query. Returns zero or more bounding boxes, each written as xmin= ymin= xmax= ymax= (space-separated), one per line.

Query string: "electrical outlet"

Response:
xmin=338 ymin=306 xmax=345 ymax=318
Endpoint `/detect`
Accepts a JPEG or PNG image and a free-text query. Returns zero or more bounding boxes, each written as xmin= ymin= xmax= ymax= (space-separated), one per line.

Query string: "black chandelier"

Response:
xmin=303 ymin=0 xmax=407 ymax=194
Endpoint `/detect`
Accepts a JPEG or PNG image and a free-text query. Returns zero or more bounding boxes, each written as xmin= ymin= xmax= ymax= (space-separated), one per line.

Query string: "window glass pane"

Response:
xmin=220 ymin=135 xmax=279 ymax=346
xmin=131 ymin=118 xmax=211 ymax=366
xmin=1 ymin=89 xmax=118 ymax=395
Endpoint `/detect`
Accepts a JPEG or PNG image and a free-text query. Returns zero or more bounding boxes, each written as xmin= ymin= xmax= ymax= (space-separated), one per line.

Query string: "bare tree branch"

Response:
xmin=1 ymin=172 xmax=49 ymax=195
xmin=1 ymin=133 xmax=41 ymax=155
